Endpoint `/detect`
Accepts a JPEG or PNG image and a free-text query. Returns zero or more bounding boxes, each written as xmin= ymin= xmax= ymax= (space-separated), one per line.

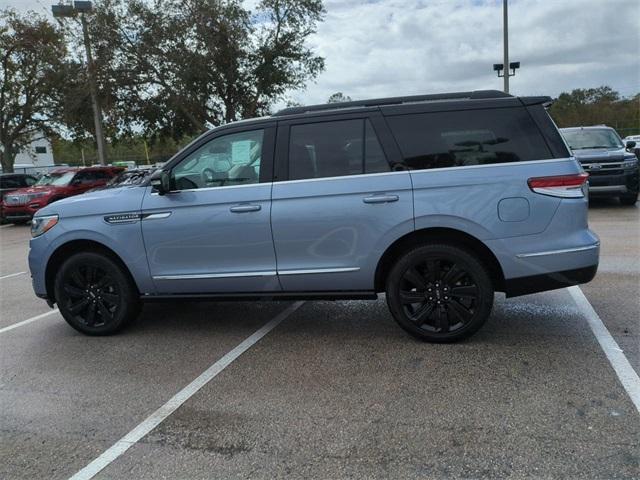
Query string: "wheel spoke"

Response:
xmin=425 ymin=260 xmax=441 ymax=281
xmin=97 ymin=300 xmax=113 ymax=322
xmin=95 ymin=275 xmax=111 ymax=289
xmin=447 ymin=299 xmax=473 ymax=324
xmin=85 ymin=303 xmax=97 ymax=326
xmin=410 ymin=302 xmax=435 ymax=325
xmin=403 ymin=268 xmax=427 ymax=290
xmin=435 ymin=306 xmax=450 ymax=332
xmin=63 ymin=284 xmax=85 ymax=298
xmin=70 ymin=270 xmax=85 ymax=288
xmin=450 ymin=285 xmax=478 ymax=299
xmin=443 ymin=264 xmax=466 ymax=285
xmin=69 ymin=298 xmax=89 ymax=314
xmin=100 ymin=292 xmax=119 ymax=306
xmin=400 ymin=290 xmax=426 ymax=304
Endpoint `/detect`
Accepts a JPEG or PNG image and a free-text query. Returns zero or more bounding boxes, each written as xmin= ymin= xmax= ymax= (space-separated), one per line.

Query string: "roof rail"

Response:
xmin=274 ymin=90 xmax=512 ymax=117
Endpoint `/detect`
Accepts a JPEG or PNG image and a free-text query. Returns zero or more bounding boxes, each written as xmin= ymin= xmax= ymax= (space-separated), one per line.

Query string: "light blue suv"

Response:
xmin=28 ymin=91 xmax=599 ymax=342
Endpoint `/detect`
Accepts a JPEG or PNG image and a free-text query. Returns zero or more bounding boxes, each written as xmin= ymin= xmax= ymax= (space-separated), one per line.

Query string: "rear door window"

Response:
xmin=387 ymin=107 xmax=552 ymax=170
xmin=288 ymin=119 xmax=390 ymax=180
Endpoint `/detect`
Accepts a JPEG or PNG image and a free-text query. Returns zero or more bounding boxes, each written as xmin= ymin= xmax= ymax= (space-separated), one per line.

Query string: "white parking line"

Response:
xmin=67 ymin=301 xmax=304 ymax=480
xmin=0 ymin=271 xmax=26 ymax=280
xmin=569 ymin=286 xmax=640 ymax=414
xmin=0 ymin=309 xmax=59 ymax=334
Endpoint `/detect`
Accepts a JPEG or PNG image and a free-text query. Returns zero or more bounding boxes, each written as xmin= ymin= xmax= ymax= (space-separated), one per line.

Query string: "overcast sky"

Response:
xmin=4 ymin=0 xmax=639 ymax=105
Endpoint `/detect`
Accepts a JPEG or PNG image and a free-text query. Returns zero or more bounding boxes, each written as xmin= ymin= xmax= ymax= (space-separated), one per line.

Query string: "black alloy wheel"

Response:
xmin=386 ymin=244 xmax=494 ymax=342
xmin=54 ymin=252 xmax=139 ymax=335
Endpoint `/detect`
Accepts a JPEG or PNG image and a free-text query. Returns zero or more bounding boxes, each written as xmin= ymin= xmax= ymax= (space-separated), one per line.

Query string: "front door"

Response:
xmin=141 ymin=126 xmax=280 ymax=294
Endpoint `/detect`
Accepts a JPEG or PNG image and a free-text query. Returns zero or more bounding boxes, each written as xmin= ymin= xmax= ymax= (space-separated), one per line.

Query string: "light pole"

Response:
xmin=492 ymin=0 xmax=520 ymax=94
xmin=52 ymin=1 xmax=107 ymax=165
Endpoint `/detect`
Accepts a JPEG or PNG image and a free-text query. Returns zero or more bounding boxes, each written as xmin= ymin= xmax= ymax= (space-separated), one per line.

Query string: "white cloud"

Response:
xmin=4 ymin=0 xmax=639 ymax=105
xmin=292 ymin=0 xmax=640 ymax=105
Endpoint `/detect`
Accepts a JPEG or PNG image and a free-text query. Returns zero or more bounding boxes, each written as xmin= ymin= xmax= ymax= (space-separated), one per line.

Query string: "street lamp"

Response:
xmin=52 ymin=1 xmax=107 ymax=165
xmin=492 ymin=0 xmax=520 ymax=94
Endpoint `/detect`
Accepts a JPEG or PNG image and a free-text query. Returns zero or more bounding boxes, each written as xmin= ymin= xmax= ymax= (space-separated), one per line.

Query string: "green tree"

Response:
xmin=549 ymin=86 xmax=639 ymax=135
xmin=327 ymin=92 xmax=352 ymax=103
xmin=0 ymin=10 xmax=68 ymax=172
xmin=72 ymin=0 xmax=326 ymax=140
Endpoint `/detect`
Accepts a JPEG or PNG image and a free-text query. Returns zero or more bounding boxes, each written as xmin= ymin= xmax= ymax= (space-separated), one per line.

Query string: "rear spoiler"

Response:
xmin=520 ymin=96 xmax=553 ymax=108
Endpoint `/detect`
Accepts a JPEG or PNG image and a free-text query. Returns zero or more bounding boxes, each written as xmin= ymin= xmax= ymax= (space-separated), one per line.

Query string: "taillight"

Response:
xmin=527 ymin=172 xmax=589 ymax=198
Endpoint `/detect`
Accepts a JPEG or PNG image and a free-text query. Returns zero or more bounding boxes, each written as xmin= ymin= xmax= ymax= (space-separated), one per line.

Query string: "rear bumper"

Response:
xmin=504 ymin=264 xmax=598 ymax=297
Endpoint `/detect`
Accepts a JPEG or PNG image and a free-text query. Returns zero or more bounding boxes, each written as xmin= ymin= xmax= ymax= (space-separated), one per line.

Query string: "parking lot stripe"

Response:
xmin=569 ymin=286 xmax=640 ymax=414
xmin=67 ymin=301 xmax=304 ymax=480
xmin=0 ymin=271 xmax=26 ymax=280
xmin=0 ymin=309 xmax=59 ymax=334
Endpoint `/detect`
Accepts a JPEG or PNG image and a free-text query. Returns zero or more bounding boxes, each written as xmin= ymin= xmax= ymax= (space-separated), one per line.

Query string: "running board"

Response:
xmin=141 ymin=291 xmax=379 ymax=302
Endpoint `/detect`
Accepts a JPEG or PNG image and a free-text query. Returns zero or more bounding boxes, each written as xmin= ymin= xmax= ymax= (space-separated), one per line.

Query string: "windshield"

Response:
xmin=561 ymin=129 xmax=624 ymax=150
xmin=35 ymin=171 xmax=76 ymax=186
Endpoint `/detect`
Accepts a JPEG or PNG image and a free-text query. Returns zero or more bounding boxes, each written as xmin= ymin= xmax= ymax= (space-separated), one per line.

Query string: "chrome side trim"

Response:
xmin=142 ymin=212 xmax=172 ymax=220
xmin=274 ymin=158 xmax=576 ymax=186
xmin=516 ymin=243 xmax=600 ymax=258
xmin=154 ymin=271 xmax=277 ymax=280
xmin=278 ymin=267 xmax=361 ymax=275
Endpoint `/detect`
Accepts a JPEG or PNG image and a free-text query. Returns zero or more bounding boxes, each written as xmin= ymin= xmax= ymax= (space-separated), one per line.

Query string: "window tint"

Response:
xmin=288 ymin=119 xmax=389 ymax=180
xmin=387 ymin=108 xmax=552 ymax=170
xmin=1 ymin=177 xmax=21 ymax=188
xmin=173 ymin=129 xmax=264 ymax=190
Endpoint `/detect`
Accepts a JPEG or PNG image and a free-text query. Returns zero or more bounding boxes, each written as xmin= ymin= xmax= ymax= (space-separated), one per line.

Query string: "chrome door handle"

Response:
xmin=363 ymin=195 xmax=399 ymax=204
xmin=230 ymin=204 xmax=261 ymax=213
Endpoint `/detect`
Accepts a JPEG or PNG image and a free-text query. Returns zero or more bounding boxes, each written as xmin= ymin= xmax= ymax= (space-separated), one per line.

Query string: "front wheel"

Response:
xmin=54 ymin=252 xmax=140 ymax=335
xmin=385 ymin=244 xmax=494 ymax=343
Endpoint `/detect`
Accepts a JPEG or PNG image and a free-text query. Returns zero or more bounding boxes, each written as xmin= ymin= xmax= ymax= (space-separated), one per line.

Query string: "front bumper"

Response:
xmin=584 ymin=165 xmax=639 ymax=197
xmin=2 ymin=204 xmax=40 ymax=220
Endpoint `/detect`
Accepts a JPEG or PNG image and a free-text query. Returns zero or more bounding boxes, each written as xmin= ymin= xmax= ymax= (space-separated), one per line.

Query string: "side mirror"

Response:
xmin=626 ymin=141 xmax=636 ymax=150
xmin=149 ymin=170 xmax=171 ymax=195
xmin=71 ymin=178 xmax=81 ymax=186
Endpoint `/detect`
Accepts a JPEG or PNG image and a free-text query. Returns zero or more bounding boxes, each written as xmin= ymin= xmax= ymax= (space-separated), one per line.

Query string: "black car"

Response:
xmin=1 ymin=173 xmax=38 ymax=223
xmin=560 ymin=126 xmax=639 ymax=205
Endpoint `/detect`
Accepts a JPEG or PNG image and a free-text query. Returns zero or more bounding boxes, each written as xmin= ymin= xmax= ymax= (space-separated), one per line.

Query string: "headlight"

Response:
xmin=622 ymin=158 xmax=638 ymax=168
xmin=31 ymin=214 xmax=59 ymax=238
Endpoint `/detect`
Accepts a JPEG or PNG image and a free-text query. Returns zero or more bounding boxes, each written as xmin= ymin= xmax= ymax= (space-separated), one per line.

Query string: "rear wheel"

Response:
xmin=54 ymin=252 xmax=140 ymax=335
xmin=620 ymin=192 xmax=638 ymax=206
xmin=385 ymin=244 xmax=494 ymax=343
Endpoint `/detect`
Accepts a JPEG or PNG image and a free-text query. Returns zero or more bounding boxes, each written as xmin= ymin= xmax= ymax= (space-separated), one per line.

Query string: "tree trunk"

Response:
xmin=0 ymin=144 xmax=15 ymax=173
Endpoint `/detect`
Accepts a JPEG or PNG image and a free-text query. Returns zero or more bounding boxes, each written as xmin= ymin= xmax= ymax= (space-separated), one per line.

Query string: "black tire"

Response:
xmin=54 ymin=252 xmax=140 ymax=335
xmin=619 ymin=192 xmax=638 ymax=206
xmin=385 ymin=244 xmax=494 ymax=343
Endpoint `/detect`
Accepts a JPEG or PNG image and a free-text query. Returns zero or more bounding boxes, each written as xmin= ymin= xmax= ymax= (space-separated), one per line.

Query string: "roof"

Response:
xmin=47 ymin=166 xmax=124 ymax=173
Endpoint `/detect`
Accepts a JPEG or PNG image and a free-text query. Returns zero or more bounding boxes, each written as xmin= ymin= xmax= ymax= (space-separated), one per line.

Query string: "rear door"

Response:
xmin=271 ymin=112 xmax=413 ymax=292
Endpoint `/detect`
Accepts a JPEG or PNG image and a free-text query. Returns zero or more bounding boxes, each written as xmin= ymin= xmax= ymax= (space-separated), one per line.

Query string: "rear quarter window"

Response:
xmin=386 ymin=107 xmax=553 ymax=170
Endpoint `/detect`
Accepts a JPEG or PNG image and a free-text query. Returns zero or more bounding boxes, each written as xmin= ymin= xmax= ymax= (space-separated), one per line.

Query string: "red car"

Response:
xmin=1 ymin=166 xmax=123 ymax=224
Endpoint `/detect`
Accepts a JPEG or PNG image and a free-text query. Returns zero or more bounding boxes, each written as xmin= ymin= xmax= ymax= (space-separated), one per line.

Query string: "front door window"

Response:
xmin=172 ymin=130 xmax=264 ymax=190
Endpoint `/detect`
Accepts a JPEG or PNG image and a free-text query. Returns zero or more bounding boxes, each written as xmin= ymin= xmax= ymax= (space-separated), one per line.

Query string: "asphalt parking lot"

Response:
xmin=1 ymin=200 xmax=639 ymax=480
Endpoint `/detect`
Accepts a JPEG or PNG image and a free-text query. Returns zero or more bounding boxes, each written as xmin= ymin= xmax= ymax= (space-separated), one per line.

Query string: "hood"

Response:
xmin=6 ymin=185 xmax=60 ymax=196
xmin=572 ymin=147 xmax=628 ymax=162
xmin=35 ymin=185 xmax=147 ymax=218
